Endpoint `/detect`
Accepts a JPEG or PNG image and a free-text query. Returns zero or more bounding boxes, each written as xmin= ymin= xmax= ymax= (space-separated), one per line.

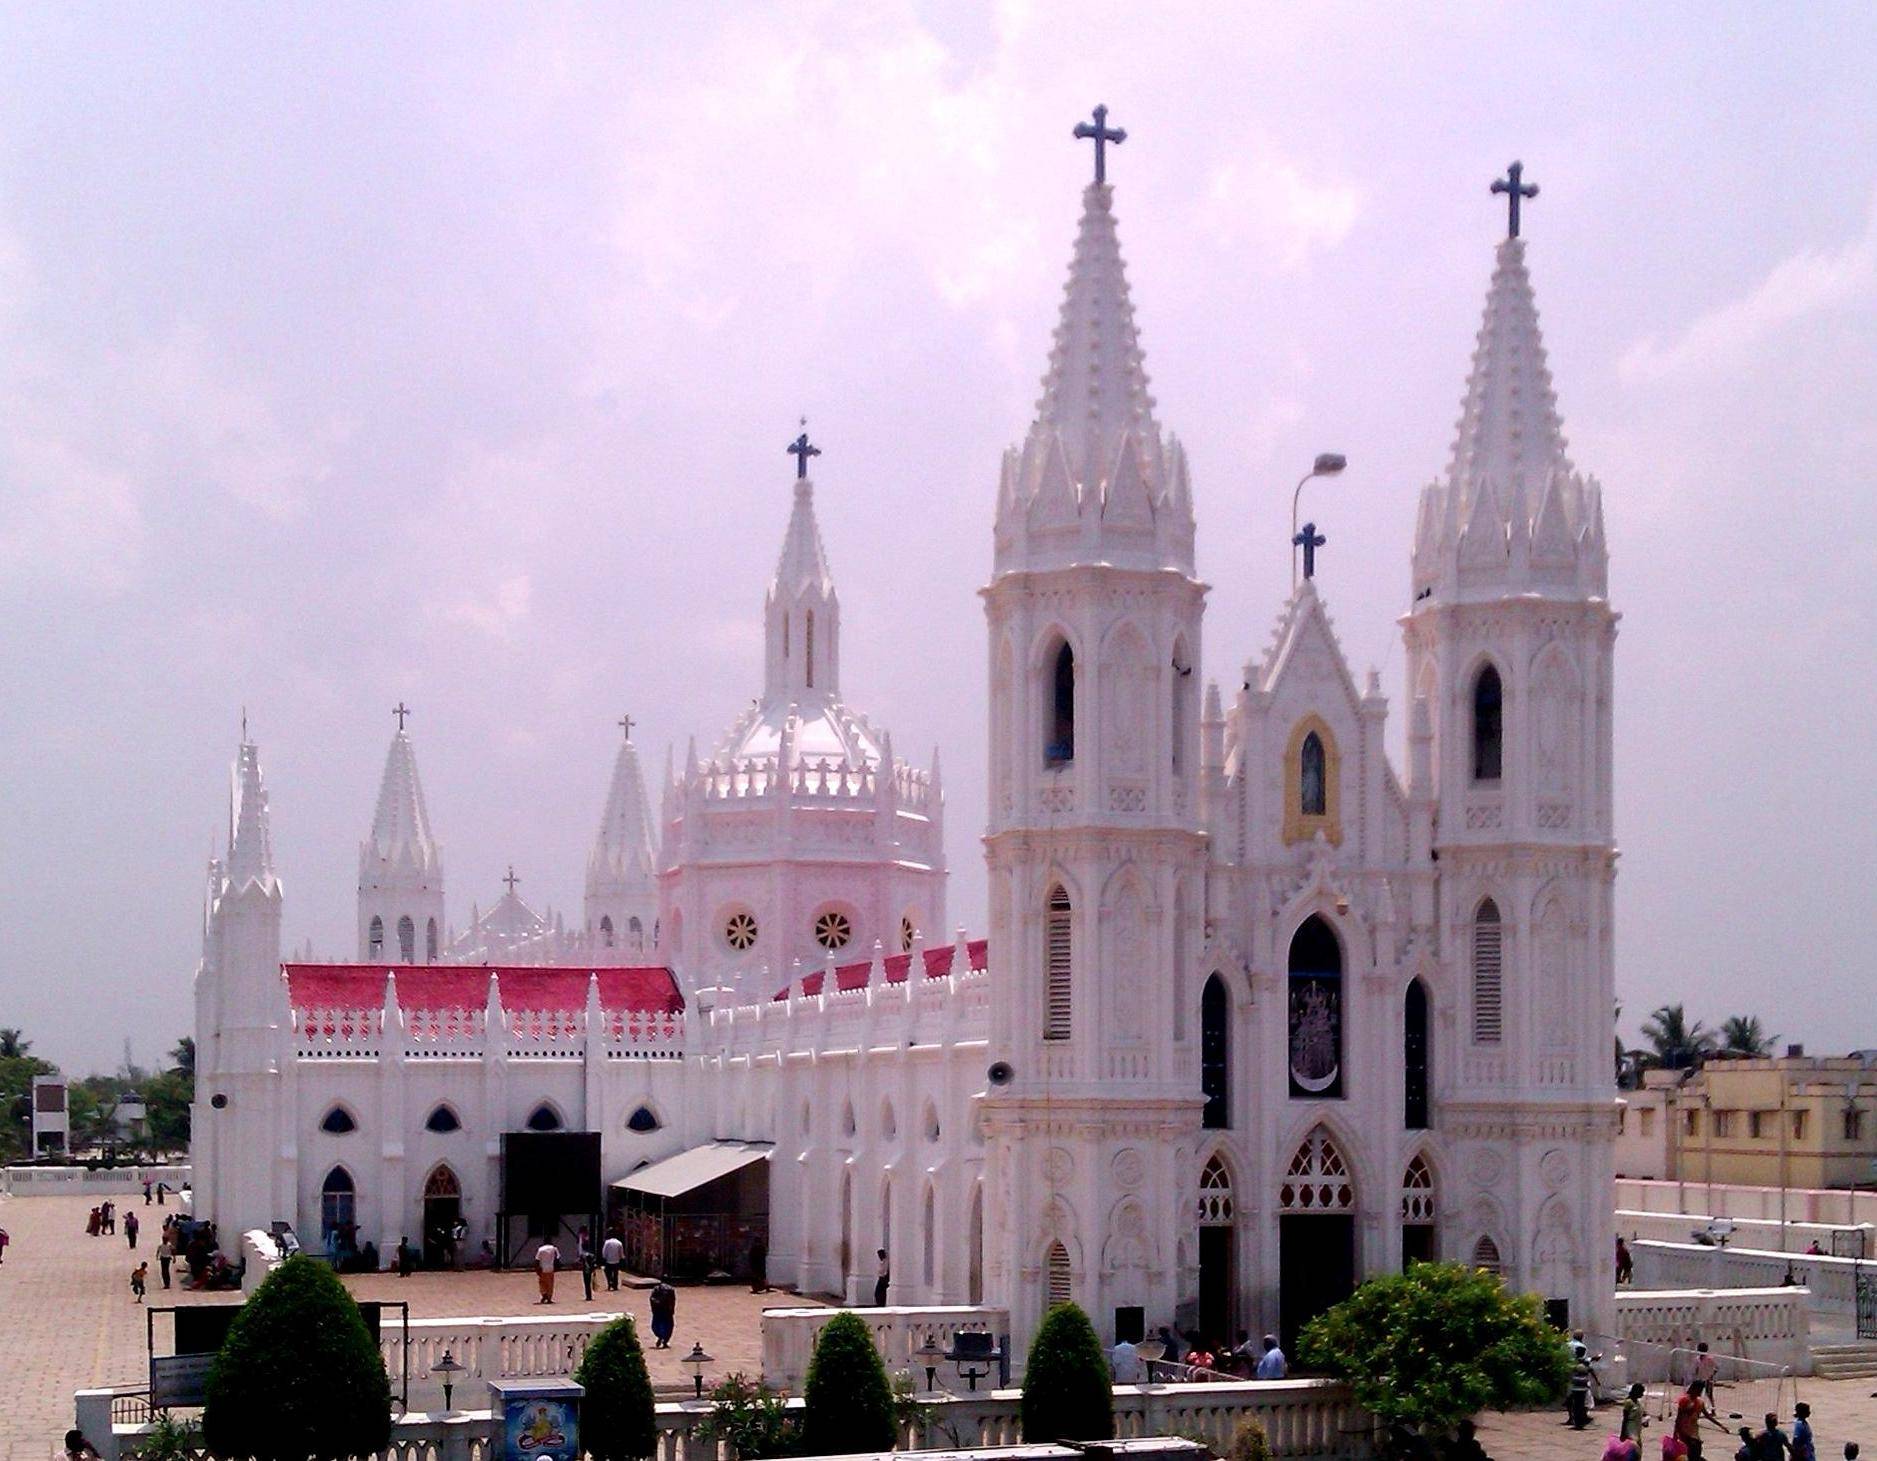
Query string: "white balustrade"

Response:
xmin=1609 ymin=1282 xmax=1810 ymax=1376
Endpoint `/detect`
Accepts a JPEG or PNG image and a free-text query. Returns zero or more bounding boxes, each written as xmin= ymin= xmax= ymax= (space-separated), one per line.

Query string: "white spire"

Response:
xmin=773 ymin=477 xmax=835 ymax=602
xmin=588 ymin=730 xmax=656 ymax=888
xmin=366 ymin=728 xmax=440 ymax=875
xmin=225 ymin=733 xmax=277 ymax=891
xmin=764 ymin=454 xmax=842 ymax=702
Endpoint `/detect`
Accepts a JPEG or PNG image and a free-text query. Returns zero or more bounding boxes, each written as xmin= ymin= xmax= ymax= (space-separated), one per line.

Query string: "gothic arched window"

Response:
xmin=1045 ymin=1240 xmax=1072 ymax=1308
xmin=1201 ymin=974 xmax=1229 ymax=1129
xmin=1043 ymin=884 xmax=1073 ymax=1041
xmin=368 ymin=915 xmax=384 ymax=956
xmin=1473 ymin=665 xmax=1504 ymax=782
xmin=525 ymin=1104 xmax=562 ymax=1132
xmin=1287 ymin=915 xmax=1345 ymax=1099
xmin=425 ymin=917 xmax=438 ymax=963
xmin=1402 ymin=1154 xmax=1436 ymax=1267
xmin=626 ymin=1105 xmax=660 ymax=1134
xmin=320 ymin=1166 xmax=355 ymax=1239
xmin=1471 ymin=900 xmax=1504 ymax=1045
xmin=1404 ymin=978 xmax=1431 ymax=1129
xmin=1471 ymin=1234 xmax=1503 ymax=1276
xmin=1300 ymin=732 xmax=1327 ymax=816
xmin=425 ymin=1105 xmax=461 ymax=1133
xmin=600 ymin=915 xmax=614 ymax=948
xmin=397 ymin=915 xmax=415 ymax=963
xmin=805 ymin=610 xmax=816 ymax=689
xmin=1046 ymin=641 xmax=1075 ymax=767
xmin=320 ymin=1106 xmax=357 ymax=1135
xmin=627 ymin=916 xmax=643 ymax=951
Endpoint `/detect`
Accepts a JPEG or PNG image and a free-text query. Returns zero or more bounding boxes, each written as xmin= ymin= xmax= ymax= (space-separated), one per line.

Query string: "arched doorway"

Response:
xmin=422 ymin=1165 xmax=462 ymax=1268
xmin=1197 ymin=1154 xmax=1236 ymax=1345
xmin=320 ymin=1166 xmax=357 ymax=1254
xmin=1277 ymin=1127 xmax=1357 ymax=1348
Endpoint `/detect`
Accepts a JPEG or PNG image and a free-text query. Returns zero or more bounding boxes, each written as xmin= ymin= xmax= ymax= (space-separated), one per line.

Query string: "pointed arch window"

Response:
xmin=1279 ymin=1127 xmax=1354 ymax=1211
xmin=1404 ymin=979 xmax=1431 ymax=1129
xmin=368 ymin=915 xmax=384 ymax=956
xmin=1046 ymin=641 xmax=1075 ymax=767
xmin=600 ymin=915 xmax=615 ymax=948
xmin=425 ymin=1104 xmax=461 ymax=1133
xmin=397 ymin=915 xmax=415 ymax=963
xmin=525 ymin=1103 xmax=562 ymax=1132
xmin=425 ymin=917 xmax=438 ymax=963
xmin=1288 ymin=915 xmax=1344 ymax=1099
xmin=320 ymin=1166 xmax=355 ymax=1239
xmin=921 ymin=1184 xmax=936 ymax=1288
xmin=1301 ymin=733 xmax=1327 ymax=816
xmin=1198 ymin=1154 xmax=1234 ymax=1225
xmin=805 ymin=611 xmax=815 ymax=689
xmin=1401 ymin=1155 xmax=1436 ymax=1267
xmin=1471 ymin=1234 xmax=1503 ymax=1276
xmin=321 ymin=1106 xmax=357 ymax=1135
xmin=1043 ymin=884 xmax=1073 ymax=1041
xmin=626 ymin=1105 xmax=660 ymax=1134
xmin=1471 ymin=900 xmax=1504 ymax=1045
xmin=627 ymin=916 xmax=643 ymax=951
xmin=1201 ymin=974 xmax=1230 ymax=1128
xmin=1284 ymin=719 xmax=1341 ymax=845
xmin=1045 ymin=1240 xmax=1072 ymax=1308
xmin=1472 ymin=666 xmax=1503 ymax=782
xmin=1171 ymin=648 xmax=1189 ymax=776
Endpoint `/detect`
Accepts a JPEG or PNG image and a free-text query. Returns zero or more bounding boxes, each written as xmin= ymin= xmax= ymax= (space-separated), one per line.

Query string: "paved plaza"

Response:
xmin=5 ymin=1190 xmax=1877 ymax=1461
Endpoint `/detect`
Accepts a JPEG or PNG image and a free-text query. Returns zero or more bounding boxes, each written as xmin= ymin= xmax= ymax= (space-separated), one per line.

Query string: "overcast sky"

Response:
xmin=4 ymin=4 xmax=1874 ymax=1075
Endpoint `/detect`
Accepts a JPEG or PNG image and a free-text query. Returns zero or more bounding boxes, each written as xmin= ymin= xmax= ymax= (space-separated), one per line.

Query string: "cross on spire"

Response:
xmin=1490 ymin=160 xmax=1539 ymax=238
xmin=618 ymin=713 xmax=636 ymax=741
xmin=392 ymin=701 xmax=411 ymax=732
xmin=786 ymin=420 xmax=820 ymax=480
xmin=1073 ymin=103 xmax=1126 ymax=184
xmin=502 ymin=865 xmax=520 ymax=895
xmin=1293 ymin=521 xmax=1327 ymax=580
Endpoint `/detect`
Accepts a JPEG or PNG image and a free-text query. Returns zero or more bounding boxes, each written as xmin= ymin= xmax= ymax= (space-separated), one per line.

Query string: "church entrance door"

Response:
xmin=1197 ymin=1155 xmax=1236 ymax=1347
xmin=1278 ymin=1214 xmax=1355 ymax=1350
xmin=422 ymin=1166 xmax=462 ymax=1268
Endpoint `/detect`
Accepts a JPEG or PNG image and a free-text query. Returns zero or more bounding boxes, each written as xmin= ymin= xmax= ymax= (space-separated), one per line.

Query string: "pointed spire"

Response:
xmin=772 ymin=476 xmax=836 ymax=602
xmin=225 ymin=734 xmax=277 ymax=891
xmin=367 ymin=724 xmax=440 ymax=875
xmin=589 ymin=730 xmax=656 ymax=886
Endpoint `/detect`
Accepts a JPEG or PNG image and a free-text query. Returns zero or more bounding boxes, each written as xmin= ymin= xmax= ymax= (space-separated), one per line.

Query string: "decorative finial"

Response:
xmin=1490 ymin=160 xmax=1538 ymax=238
xmin=1073 ymin=103 xmax=1126 ymax=184
xmin=1293 ymin=521 xmax=1326 ymax=580
xmin=240 ymin=705 xmax=249 ymax=744
xmin=786 ymin=418 xmax=820 ymax=480
xmin=502 ymin=865 xmax=520 ymax=895
xmin=618 ymin=713 xmax=636 ymax=741
xmin=392 ymin=701 xmax=411 ymax=732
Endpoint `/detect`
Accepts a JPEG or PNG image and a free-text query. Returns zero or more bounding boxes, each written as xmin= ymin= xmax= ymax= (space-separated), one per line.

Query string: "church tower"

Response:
xmin=586 ymin=721 xmax=658 ymax=954
xmin=1402 ymin=166 xmax=1616 ymax=1335
xmin=980 ymin=109 xmax=1209 ymax=1358
xmin=356 ymin=707 xmax=445 ymax=963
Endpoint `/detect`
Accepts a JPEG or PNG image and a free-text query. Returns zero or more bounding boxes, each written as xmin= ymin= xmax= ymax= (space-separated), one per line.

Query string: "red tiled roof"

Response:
xmin=283 ymin=963 xmax=684 ymax=1015
xmin=773 ymin=938 xmax=988 ymax=1001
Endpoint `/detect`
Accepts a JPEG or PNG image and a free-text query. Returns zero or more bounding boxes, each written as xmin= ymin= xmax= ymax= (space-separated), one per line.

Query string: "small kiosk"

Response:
xmin=489 ymin=1378 xmax=583 ymax=1461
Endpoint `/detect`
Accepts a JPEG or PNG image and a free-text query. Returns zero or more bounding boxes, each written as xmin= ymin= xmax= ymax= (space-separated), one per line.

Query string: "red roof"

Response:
xmin=773 ymin=938 xmax=988 ymax=1001
xmin=283 ymin=963 xmax=684 ymax=1015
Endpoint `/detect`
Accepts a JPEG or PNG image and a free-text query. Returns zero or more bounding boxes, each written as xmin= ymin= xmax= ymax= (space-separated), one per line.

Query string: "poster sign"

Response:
xmin=490 ymin=1379 xmax=582 ymax=1461
xmin=150 ymin=1353 xmax=218 ymax=1408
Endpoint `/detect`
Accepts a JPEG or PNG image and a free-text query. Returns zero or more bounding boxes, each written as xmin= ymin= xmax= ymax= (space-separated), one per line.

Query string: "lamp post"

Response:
xmin=430 ymin=1350 xmax=466 ymax=1414
xmin=913 ymin=1338 xmax=947 ymax=1395
xmin=1291 ymin=453 xmax=1348 ymax=589
xmin=1135 ymin=1336 xmax=1167 ymax=1386
xmin=946 ymin=1330 xmax=1000 ymax=1393
xmin=682 ymin=1342 xmax=713 ymax=1401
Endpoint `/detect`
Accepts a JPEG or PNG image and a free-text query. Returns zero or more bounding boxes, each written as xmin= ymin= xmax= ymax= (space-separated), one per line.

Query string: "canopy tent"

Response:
xmin=612 ymin=1141 xmax=772 ymax=1279
xmin=613 ymin=1140 xmax=772 ymax=1199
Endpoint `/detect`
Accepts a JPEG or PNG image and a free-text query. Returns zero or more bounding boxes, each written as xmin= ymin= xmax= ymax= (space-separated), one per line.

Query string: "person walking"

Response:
xmin=535 ymin=1237 xmax=560 ymax=1304
xmin=1623 ymin=1382 xmax=1649 ymax=1445
xmin=873 ymin=1248 xmax=890 ymax=1306
xmin=649 ymin=1277 xmax=676 ymax=1348
xmin=1754 ymin=1413 xmax=1790 ymax=1461
xmin=142 ymin=1178 xmax=153 ymax=1206
xmin=451 ymin=1216 xmax=467 ymax=1271
xmin=130 ymin=1261 xmax=148 ymax=1303
xmin=396 ymin=1236 xmax=415 ymax=1278
xmin=1676 ymin=1380 xmax=1719 ymax=1461
xmin=1789 ymin=1404 xmax=1815 ymax=1461
xmin=1616 ymin=1235 xmax=1635 ymax=1285
xmin=125 ymin=1211 xmax=139 ymax=1250
xmin=577 ymin=1228 xmax=595 ymax=1301
xmin=156 ymin=1234 xmax=173 ymax=1289
xmin=601 ymin=1232 xmax=624 ymax=1291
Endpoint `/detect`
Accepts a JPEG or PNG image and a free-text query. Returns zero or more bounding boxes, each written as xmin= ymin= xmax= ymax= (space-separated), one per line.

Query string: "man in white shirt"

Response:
xmin=535 ymin=1238 xmax=560 ymax=1304
xmin=1255 ymin=1336 xmax=1287 ymax=1380
xmin=601 ymin=1233 xmax=625 ymax=1291
xmin=1111 ymin=1338 xmax=1141 ymax=1383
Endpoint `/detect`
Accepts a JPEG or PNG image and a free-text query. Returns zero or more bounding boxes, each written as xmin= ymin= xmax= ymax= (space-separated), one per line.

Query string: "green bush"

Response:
xmin=202 ymin=1255 xmax=392 ymax=1460
xmin=801 ymin=1311 xmax=895 ymax=1456
xmin=574 ymin=1315 xmax=657 ymax=1461
xmin=695 ymin=1373 xmax=797 ymax=1460
xmin=1228 ymin=1416 xmax=1273 ymax=1461
xmin=1297 ymin=1261 xmax=1571 ymax=1438
xmin=1020 ymin=1303 xmax=1113 ymax=1443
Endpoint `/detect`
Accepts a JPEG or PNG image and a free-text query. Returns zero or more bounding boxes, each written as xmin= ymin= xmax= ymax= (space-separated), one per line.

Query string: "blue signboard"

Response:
xmin=489 ymin=1379 xmax=582 ymax=1461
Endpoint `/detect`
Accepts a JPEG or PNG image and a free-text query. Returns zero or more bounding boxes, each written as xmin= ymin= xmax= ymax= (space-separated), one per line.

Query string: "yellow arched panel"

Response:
xmin=1283 ymin=715 xmax=1343 ymax=846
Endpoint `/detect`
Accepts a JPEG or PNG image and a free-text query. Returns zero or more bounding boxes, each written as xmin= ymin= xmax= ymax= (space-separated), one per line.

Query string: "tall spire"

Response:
xmin=764 ymin=438 xmax=841 ymax=701
xmin=225 ymin=734 xmax=277 ymax=891
xmin=366 ymin=726 xmax=439 ymax=874
xmin=589 ymin=729 xmax=656 ymax=887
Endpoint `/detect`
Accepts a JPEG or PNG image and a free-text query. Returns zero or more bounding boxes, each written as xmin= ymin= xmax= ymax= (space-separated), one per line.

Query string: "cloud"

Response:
xmin=1620 ymin=190 xmax=1877 ymax=381
xmin=1197 ymin=153 xmax=1362 ymax=270
xmin=430 ymin=572 xmax=533 ymax=640
xmin=0 ymin=431 xmax=145 ymax=592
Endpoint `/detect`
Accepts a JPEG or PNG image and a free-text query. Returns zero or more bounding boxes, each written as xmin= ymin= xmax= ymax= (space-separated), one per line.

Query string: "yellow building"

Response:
xmin=1616 ymin=1054 xmax=1877 ymax=1189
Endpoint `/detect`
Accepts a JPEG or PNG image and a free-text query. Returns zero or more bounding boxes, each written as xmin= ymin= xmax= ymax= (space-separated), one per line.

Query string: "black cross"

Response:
xmin=393 ymin=701 xmax=411 ymax=731
xmin=1293 ymin=521 xmax=1326 ymax=580
xmin=502 ymin=865 xmax=519 ymax=895
xmin=1490 ymin=160 xmax=1539 ymax=238
xmin=618 ymin=714 xmax=636 ymax=741
xmin=786 ymin=426 xmax=820 ymax=480
xmin=1073 ymin=104 xmax=1126 ymax=184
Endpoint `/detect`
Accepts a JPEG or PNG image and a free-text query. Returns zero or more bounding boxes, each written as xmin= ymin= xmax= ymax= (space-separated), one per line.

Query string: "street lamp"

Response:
xmin=1135 ymin=1336 xmax=1167 ymax=1385
xmin=682 ymin=1342 xmax=714 ymax=1400
xmin=430 ymin=1350 xmax=466 ymax=1414
xmin=913 ymin=1338 xmax=947 ymax=1394
xmin=946 ymin=1330 xmax=1000 ymax=1393
xmin=1291 ymin=452 xmax=1348 ymax=589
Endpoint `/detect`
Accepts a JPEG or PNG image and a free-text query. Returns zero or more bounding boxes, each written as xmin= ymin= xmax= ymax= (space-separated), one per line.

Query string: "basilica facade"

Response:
xmin=191 ymin=142 xmax=1617 ymax=1364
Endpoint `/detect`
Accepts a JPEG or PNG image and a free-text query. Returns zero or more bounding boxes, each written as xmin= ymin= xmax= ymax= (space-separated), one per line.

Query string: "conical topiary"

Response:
xmin=801 ymin=1311 xmax=895 ymax=1456
xmin=1021 ymin=1302 xmax=1113 ymax=1443
xmin=575 ymin=1314 xmax=657 ymax=1461
xmin=201 ymin=1254 xmax=392 ymax=1461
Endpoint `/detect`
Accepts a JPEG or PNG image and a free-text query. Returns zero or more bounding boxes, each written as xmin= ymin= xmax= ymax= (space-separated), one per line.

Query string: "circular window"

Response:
xmin=724 ymin=910 xmax=759 ymax=951
xmin=814 ymin=909 xmax=853 ymax=951
xmin=900 ymin=916 xmax=917 ymax=952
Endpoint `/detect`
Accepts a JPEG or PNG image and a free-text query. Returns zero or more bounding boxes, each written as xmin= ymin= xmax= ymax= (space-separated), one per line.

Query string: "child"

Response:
xmin=1790 ymin=1404 xmax=1814 ymax=1461
xmin=130 ymin=1261 xmax=148 ymax=1303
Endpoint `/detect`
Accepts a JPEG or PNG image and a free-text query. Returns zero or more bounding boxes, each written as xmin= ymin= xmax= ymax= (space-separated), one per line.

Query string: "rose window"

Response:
xmin=724 ymin=911 xmax=759 ymax=952
xmin=813 ymin=910 xmax=853 ymax=951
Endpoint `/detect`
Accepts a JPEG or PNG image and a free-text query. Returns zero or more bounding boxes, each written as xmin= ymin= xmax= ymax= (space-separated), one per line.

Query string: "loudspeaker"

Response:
xmin=987 ymin=1061 xmax=1013 ymax=1087
xmin=500 ymin=1131 xmax=601 ymax=1215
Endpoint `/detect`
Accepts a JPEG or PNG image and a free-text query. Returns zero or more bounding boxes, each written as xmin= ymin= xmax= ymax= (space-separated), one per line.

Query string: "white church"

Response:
xmin=191 ymin=122 xmax=1618 ymax=1363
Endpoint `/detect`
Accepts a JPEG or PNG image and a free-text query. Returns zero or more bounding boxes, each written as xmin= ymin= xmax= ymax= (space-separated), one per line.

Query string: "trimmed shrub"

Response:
xmin=1229 ymin=1416 xmax=1273 ymax=1461
xmin=575 ymin=1314 xmax=657 ymax=1461
xmin=801 ymin=1311 xmax=895 ymax=1456
xmin=1021 ymin=1302 xmax=1113 ymax=1443
xmin=202 ymin=1254 xmax=392 ymax=1460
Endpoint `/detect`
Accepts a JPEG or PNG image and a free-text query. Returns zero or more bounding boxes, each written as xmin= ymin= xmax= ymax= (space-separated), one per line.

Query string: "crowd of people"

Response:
xmin=1108 ymin=1326 xmax=1290 ymax=1383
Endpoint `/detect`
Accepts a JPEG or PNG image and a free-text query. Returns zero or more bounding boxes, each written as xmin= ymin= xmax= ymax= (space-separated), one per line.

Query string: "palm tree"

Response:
xmin=1718 ymin=1015 xmax=1777 ymax=1059
xmin=0 ymin=1028 xmax=29 ymax=1059
xmin=1642 ymin=1003 xmax=1718 ymax=1071
xmin=168 ymin=1036 xmax=195 ymax=1077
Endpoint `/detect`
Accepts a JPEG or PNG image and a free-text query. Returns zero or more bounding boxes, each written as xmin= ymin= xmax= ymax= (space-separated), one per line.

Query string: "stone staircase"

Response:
xmin=1811 ymin=1341 xmax=1877 ymax=1379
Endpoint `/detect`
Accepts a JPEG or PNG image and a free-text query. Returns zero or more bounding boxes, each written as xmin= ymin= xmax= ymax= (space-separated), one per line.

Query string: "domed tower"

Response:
xmin=980 ymin=109 xmax=1208 ymax=1359
xmin=357 ymin=706 xmax=445 ymax=964
xmin=1401 ymin=165 xmax=1616 ymax=1335
xmin=658 ymin=437 xmax=946 ymax=1002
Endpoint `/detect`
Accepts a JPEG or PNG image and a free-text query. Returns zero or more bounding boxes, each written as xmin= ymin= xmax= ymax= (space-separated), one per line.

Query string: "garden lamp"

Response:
xmin=431 ymin=1350 xmax=466 ymax=1414
xmin=683 ymin=1342 xmax=713 ymax=1400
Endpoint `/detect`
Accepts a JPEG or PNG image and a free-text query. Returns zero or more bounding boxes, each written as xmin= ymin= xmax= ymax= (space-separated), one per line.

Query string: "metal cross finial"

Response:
xmin=1490 ymin=160 xmax=1539 ymax=238
xmin=1073 ymin=104 xmax=1126 ymax=184
xmin=1293 ymin=521 xmax=1327 ymax=580
xmin=786 ymin=420 xmax=820 ymax=480
xmin=618 ymin=714 xmax=636 ymax=741
xmin=502 ymin=865 xmax=520 ymax=895
xmin=393 ymin=701 xmax=411 ymax=732
xmin=241 ymin=706 xmax=249 ymax=744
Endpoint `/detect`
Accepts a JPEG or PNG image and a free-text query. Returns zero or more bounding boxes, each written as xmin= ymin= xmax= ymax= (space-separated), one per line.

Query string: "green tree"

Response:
xmin=1642 ymin=1003 xmax=1717 ymax=1071
xmin=1718 ymin=1015 xmax=1777 ymax=1059
xmin=0 ymin=1043 xmax=57 ymax=1162
xmin=573 ymin=1315 xmax=656 ymax=1461
xmin=0 ymin=1028 xmax=30 ymax=1058
xmin=1297 ymin=1261 xmax=1570 ymax=1439
xmin=801 ymin=1312 xmax=896 ymax=1457
xmin=202 ymin=1255 xmax=392 ymax=1460
xmin=170 ymin=1036 xmax=196 ymax=1078
xmin=1020 ymin=1303 xmax=1113 ymax=1443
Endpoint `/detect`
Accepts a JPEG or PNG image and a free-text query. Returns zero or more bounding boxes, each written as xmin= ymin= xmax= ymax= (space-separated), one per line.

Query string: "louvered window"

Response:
xmin=1043 ymin=886 xmax=1072 ymax=1041
xmin=1472 ymin=900 xmax=1503 ymax=1044
xmin=1045 ymin=1240 xmax=1072 ymax=1308
xmin=1472 ymin=1235 xmax=1503 ymax=1276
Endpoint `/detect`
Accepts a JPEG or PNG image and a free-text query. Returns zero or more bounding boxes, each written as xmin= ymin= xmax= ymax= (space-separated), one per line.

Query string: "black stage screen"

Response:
xmin=501 ymin=1131 xmax=601 ymax=1216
